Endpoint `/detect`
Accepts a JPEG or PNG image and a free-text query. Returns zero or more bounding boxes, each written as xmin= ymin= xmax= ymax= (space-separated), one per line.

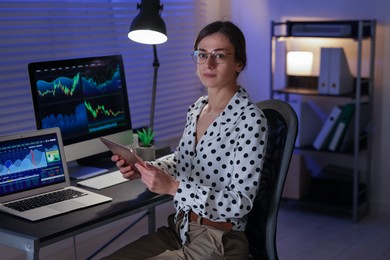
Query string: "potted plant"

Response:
xmin=136 ymin=127 xmax=156 ymax=161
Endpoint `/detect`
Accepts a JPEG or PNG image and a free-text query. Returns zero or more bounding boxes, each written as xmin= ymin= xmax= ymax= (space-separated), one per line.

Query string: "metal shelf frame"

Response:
xmin=270 ymin=20 xmax=376 ymax=222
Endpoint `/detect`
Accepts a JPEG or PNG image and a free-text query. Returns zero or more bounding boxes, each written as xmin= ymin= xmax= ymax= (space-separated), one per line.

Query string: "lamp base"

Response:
xmin=287 ymin=76 xmax=318 ymax=89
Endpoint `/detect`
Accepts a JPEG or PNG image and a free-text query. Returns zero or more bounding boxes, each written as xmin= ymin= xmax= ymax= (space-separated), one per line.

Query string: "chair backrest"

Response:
xmin=245 ymin=99 xmax=298 ymax=260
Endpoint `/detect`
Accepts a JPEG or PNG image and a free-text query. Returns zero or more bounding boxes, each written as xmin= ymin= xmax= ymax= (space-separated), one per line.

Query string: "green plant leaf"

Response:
xmin=137 ymin=127 xmax=155 ymax=147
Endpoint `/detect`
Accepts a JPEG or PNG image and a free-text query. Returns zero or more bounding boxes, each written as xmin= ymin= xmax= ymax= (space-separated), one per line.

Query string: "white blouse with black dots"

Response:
xmin=152 ymin=87 xmax=268 ymax=244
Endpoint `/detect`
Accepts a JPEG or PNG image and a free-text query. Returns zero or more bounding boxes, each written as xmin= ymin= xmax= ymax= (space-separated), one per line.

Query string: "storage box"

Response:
xmin=282 ymin=154 xmax=311 ymax=199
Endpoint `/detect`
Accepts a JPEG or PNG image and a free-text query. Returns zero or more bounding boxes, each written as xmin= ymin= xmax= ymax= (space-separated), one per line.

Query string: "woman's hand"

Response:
xmin=135 ymin=163 xmax=179 ymax=196
xmin=111 ymin=154 xmax=140 ymax=180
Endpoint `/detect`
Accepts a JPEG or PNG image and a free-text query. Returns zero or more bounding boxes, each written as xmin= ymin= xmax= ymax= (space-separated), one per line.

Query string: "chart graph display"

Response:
xmin=28 ymin=55 xmax=131 ymax=145
xmin=1 ymin=147 xmax=48 ymax=174
xmin=0 ymin=133 xmax=65 ymax=196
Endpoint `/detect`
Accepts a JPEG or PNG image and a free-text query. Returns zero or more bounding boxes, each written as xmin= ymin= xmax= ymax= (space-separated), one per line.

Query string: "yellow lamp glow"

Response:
xmin=287 ymin=51 xmax=313 ymax=76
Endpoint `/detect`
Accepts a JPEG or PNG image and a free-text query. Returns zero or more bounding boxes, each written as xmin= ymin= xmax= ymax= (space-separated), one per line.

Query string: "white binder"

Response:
xmin=313 ymin=105 xmax=343 ymax=150
xmin=318 ymin=48 xmax=354 ymax=95
xmin=318 ymin=48 xmax=330 ymax=94
xmin=329 ymin=48 xmax=354 ymax=94
xmin=328 ymin=103 xmax=355 ymax=151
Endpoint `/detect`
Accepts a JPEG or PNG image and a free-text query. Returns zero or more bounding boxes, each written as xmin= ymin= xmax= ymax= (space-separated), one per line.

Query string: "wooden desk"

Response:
xmin=0 ymin=178 xmax=172 ymax=260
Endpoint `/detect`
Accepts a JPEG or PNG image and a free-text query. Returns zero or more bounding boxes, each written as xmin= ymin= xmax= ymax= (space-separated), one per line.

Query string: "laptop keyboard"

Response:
xmin=4 ymin=189 xmax=87 ymax=212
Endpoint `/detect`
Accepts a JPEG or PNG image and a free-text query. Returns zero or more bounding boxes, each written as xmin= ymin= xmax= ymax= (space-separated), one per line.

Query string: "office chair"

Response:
xmin=246 ymin=99 xmax=298 ymax=260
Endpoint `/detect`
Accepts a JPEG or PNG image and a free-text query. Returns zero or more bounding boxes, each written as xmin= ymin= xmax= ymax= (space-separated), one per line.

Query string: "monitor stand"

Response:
xmin=67 ymin=151 xmax=114 ymax=180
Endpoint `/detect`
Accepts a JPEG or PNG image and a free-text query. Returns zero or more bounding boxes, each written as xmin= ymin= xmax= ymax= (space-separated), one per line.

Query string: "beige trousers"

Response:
xmin=101 ymin=215 xmax=248 ymax=260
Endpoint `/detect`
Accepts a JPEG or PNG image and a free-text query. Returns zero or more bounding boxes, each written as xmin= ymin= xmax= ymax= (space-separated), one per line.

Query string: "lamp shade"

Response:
xmin=287 ymin=51 xmax=313 ymax=76
xmin=128 ymin=0 xmax=167 ymax=45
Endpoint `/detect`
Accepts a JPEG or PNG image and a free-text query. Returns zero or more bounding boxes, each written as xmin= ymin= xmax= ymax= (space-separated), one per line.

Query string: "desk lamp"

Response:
xmin=286 ymin=51 xmax=315 ymax=89
xmin=286 ymin=51 xmax=313 ymax=76
xmin=128 ymin=0 xmax=167 ymax=131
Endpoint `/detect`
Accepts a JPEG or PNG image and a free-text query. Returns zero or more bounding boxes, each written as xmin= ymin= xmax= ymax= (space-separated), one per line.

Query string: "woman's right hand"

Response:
xmin=111 ymin=154 xmax=141 ymax=180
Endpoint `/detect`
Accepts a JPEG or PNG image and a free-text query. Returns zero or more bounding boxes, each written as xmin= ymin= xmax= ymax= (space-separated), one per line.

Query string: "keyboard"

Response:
xmin=77 ymin=170 xmax=129 ymax=190
xmin=4 ymin=189 xmax=86 ymax=212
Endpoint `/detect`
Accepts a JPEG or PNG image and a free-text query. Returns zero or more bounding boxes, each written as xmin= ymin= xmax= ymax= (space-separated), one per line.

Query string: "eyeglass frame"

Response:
xmin=191 ymin=50 xmax=234 ymax=64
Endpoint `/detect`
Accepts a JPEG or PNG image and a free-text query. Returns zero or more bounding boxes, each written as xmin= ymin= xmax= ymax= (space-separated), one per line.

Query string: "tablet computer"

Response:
xmin=100 ymin=137 xmax=146 ymax=167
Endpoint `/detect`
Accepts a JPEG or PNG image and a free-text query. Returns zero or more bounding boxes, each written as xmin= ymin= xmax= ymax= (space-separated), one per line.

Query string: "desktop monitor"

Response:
xmin=28 ymin=55 xmax=133 ymax=178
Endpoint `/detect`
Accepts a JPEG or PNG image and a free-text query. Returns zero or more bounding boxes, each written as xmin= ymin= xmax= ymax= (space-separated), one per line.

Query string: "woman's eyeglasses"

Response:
xmin=191 ymin=50 xmax=233 ymax=64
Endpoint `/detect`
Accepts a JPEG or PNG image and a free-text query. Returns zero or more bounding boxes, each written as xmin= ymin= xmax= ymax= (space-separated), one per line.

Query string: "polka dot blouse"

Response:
xmin=152 ymin=87 xmax=268 ymax=244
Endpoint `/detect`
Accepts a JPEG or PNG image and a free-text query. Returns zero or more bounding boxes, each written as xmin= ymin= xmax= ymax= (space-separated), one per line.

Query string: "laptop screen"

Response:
xmin=0 ymin=132 xmax=66 ymax=197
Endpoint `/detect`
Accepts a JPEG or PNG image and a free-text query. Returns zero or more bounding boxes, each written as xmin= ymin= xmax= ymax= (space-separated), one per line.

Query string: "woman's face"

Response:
xmin=195 ymin=32 xmax=243 ymax=91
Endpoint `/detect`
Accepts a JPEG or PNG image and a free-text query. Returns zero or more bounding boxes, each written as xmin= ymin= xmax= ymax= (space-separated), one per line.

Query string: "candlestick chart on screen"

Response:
xmin=34 ymin=63 xmax=127 ymax=140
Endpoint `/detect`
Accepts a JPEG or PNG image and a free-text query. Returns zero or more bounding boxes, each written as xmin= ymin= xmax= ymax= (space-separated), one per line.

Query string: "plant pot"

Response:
xmin=136 ymin=145 xmax=156 ymax=161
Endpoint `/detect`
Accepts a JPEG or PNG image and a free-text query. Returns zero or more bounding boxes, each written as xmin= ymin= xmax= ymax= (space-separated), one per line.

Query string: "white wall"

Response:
xmin=205 ymin=0 xmax=390 ymax=215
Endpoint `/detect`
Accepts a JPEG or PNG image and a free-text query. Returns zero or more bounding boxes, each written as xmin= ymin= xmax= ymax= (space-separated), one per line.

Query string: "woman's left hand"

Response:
xmin=135 ymin=163 xmax=179 ymax=196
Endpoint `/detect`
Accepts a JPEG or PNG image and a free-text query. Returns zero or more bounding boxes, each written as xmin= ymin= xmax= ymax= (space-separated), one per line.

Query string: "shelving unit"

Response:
xmin=270 ymin=20 xmax=376 ymax=221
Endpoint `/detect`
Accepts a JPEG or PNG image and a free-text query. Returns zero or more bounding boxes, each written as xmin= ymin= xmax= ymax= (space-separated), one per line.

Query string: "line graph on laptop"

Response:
xmin=0 ymin=135 xmax=65 ymax=195
xmin=0 ymin=148 xmax=48 ymax=175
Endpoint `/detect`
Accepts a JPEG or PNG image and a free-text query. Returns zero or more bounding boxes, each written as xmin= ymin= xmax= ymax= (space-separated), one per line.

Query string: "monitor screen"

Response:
xmin=28 ymin=55 xmax=133 ymax=167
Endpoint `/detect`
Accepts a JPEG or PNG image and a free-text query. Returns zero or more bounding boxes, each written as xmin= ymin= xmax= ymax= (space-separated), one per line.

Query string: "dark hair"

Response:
xmin=193 ymin=21 xmax=247 ymax=71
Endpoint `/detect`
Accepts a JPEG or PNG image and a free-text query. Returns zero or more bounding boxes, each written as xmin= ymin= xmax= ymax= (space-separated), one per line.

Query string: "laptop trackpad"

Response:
xmin=49 ymin=201 xmax=86 ymax=212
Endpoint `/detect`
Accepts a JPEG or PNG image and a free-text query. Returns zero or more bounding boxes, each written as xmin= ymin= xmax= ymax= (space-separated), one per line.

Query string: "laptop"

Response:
xmin=0 ymin=127 xmax=112 ymax=221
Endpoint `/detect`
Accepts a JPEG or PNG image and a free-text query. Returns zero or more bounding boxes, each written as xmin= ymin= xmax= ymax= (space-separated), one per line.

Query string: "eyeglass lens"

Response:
xmin=191 ymin=50 xmax=229 ymax=64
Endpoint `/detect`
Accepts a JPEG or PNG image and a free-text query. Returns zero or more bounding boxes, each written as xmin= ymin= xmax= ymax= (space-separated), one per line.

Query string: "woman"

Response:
xmin=104 ymin=20 xmax=268 ymax=260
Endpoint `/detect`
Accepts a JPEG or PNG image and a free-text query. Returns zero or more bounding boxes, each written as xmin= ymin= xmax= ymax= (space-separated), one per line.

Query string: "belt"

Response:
xmin=180 ymin=211 xmax=233 ymax=232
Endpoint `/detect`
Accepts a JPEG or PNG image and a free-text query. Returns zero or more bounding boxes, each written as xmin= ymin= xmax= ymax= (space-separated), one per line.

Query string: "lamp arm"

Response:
xmin=150 ymin=44 xmax=160 ymax=131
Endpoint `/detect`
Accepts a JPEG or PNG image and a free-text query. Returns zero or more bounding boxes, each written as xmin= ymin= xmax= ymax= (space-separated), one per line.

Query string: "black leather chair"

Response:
xmin=246 ymin=99 xmax=298 ymax=260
